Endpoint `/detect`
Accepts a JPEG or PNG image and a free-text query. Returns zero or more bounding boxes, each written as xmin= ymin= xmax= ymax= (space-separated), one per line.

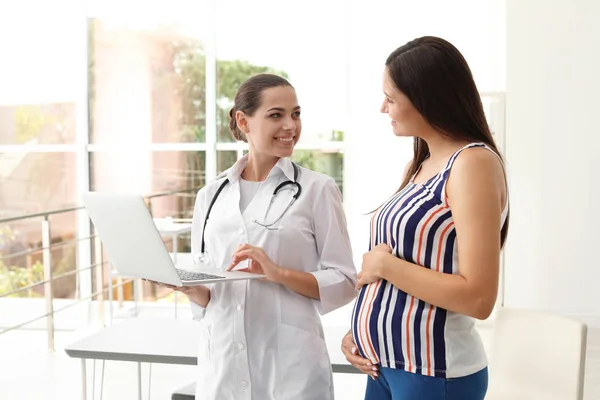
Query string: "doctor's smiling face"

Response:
xmin=230 ymin=74 xmax=301 ymax=159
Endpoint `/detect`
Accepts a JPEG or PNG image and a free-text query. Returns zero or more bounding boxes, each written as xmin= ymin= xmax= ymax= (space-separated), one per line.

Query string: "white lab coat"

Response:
xmin=188 ymin=155 xmax=357 ymax=400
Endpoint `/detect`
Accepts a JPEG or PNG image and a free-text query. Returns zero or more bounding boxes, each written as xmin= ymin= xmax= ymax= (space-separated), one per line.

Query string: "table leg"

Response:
xmin=81 ymin=359 xmax=87 ymax=400
xmin=92 ymin=360 xmax=96 ymax=399
xmin=99 ymin=360 xmax=105 ymax=400
xmin=137 ymin=362 xmax=142 ymax=400
xmin=147 ymin=363 xmax=152 ymax=400
xmin=108 ymin=264 xmax=114 ymax=324
xmin=172 ymin=234 xmax=178 ymax=319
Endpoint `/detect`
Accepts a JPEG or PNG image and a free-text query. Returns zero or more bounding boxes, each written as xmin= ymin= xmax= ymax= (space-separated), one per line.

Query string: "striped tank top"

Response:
xmin=350 ymin=142 xmax=508 ymax=379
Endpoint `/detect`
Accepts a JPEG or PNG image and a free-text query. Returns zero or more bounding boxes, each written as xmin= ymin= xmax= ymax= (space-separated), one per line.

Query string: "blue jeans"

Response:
xmin=364 ymin=367 xmax=488 ymax=400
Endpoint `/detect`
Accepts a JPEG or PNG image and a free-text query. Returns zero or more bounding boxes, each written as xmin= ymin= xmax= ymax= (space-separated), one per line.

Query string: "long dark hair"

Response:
xmin=386 ymin=36 xmax=509 ymax=246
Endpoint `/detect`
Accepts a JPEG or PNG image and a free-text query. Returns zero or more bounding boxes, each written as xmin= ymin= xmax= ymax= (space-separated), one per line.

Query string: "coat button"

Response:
xmin=236 ymin=304 xmax=243 ymax=311
xmin=237 ymin=228 xmax=244 ymax=235
xmin=237 ymin=342 xmax=245 ymax=350
xmin=240 ymin=380 xmax=248 ymax=387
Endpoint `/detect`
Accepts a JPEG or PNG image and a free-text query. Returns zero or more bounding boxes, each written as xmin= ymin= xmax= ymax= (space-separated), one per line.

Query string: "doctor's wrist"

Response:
xmin=187 ymin=286 xmax=210 ymax=307
xmin=270 ymin=266 xmax=288 ymax=284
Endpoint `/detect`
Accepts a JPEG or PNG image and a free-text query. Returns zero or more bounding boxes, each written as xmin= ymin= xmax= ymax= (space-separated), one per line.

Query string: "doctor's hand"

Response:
xmin=143 ymin=280 xmax=209 ymax=307
xmin=227 ymin=244 xmax=282 ymax=282
xmin=341 ymin=330 xmax=379 ymax=379
xmin=356 ymin=243 xmax=393 ymax=290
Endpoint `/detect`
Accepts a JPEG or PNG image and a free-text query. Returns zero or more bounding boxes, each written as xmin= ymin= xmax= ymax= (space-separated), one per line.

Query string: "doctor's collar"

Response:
xmin=274 ymin=157 xmax=296 ymax=181
xmin=225 ymin=154 xmax=296 ymax=183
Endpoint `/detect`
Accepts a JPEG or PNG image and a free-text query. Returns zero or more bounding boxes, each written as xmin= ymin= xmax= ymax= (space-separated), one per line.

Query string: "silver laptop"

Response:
xmin=81 ymin=191 xmax=265 ymax=285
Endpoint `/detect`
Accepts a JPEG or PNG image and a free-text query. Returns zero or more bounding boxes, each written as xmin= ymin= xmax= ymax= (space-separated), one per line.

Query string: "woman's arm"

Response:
xmin=275 ymin=268 xmax=320 ymax=299
xmin=144 ymin=281 xmax=211 ymax=317
xmin=229 ymin=178 xmax=357 ymax=310
xmin=228 ymin=245 xmax=321 ymax=299
xmin=357 ymin=148 xmax=507 ymax=319
xmin=186 ymin=285 xmax=211 ymax=307
xmin=307 ymin=178 xmax=358 ymax=313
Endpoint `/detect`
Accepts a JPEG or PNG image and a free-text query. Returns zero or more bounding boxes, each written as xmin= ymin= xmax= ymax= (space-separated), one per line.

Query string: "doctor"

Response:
xmin=164 ymin=74 xmax=357 ymax=400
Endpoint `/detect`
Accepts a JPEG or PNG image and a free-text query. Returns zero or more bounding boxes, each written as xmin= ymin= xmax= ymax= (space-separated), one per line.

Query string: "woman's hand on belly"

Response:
xmin=356 ymin=243 xmax=393 ymax=289
xmin=341 ymin=330 xmax=379 ymax=379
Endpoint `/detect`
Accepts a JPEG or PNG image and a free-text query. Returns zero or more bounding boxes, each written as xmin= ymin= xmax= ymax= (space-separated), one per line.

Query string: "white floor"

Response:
xmin=0 ymin=326 xmax=369 ymax=400
xmin=0 ymin=304 xmax=598 ymax=400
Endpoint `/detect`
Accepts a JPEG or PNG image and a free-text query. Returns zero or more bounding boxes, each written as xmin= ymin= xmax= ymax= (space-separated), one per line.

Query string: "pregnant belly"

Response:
xmin=351 ymin=281 xmax=385 ymax=363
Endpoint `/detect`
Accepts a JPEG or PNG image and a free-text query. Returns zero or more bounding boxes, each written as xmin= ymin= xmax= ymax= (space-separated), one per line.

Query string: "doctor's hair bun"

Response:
xmin=228 ymin=74 xmax=294 ymax=143
xmin=229 ymin=108 xmax=247 ymax=142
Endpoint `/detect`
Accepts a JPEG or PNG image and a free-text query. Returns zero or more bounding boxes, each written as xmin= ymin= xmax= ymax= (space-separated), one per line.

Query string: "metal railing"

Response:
xmin=0 ymin=187 xmax=199 ymax=351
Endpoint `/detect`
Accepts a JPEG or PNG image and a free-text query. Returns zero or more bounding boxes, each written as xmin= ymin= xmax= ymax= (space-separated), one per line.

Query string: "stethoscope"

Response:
xmin=200 ymin=162 xmax=302 ymax=254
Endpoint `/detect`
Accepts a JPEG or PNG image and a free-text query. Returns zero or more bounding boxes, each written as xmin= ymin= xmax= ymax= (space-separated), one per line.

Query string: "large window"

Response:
xmin=213 ymin=0 xmax=347 ymax=191
xmin=0 ymin=0 xmax=83 ymax=302
xmin=87 ymin=0 xmax=348 ymax=200
xmin=0 ymin=0 xmax=349 ymax=303
xmin=88 ymin=18 xmax=207 ymax=145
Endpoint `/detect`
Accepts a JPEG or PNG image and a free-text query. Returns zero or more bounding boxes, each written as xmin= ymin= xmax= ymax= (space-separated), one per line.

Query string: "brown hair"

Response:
xmin=228 ymin=74 xmax=293 ymax=142
xmin=386 ymin=36 xmax=509 ymax=246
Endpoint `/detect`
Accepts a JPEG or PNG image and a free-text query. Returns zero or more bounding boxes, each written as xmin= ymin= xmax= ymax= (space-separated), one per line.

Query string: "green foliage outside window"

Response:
xmin=0 ymin=261 xmax=44 ymax=298
xmin=0 ymin=227 xmax=43 ymax=298
xmin=0 ymin=226 xmax=77 ymax=299
xmin=172 ymin=39 xmax=288 ymax=144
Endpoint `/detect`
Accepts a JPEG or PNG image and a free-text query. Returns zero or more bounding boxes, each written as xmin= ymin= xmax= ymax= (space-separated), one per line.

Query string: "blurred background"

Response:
xmin=0 ymin=0 xmax=598 ymax=398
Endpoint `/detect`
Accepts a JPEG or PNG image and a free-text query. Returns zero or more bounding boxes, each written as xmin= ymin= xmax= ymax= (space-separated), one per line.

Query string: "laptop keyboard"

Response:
xmin=176 ymin=268 xmax=224 ymax=281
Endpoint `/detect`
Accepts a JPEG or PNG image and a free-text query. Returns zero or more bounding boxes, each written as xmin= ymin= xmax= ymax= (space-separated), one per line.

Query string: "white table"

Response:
xmin=65 ymin=318 xmax=358 ymax=400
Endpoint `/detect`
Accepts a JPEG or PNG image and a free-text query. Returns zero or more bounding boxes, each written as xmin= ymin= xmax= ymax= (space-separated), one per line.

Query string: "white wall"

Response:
xmin=344 ymin=0 xmax=506 ymax=264
xmin=505 ymin=0 xmax=600 ymax=325
xmin=0 ymin=0 xmax=82 ymax=106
